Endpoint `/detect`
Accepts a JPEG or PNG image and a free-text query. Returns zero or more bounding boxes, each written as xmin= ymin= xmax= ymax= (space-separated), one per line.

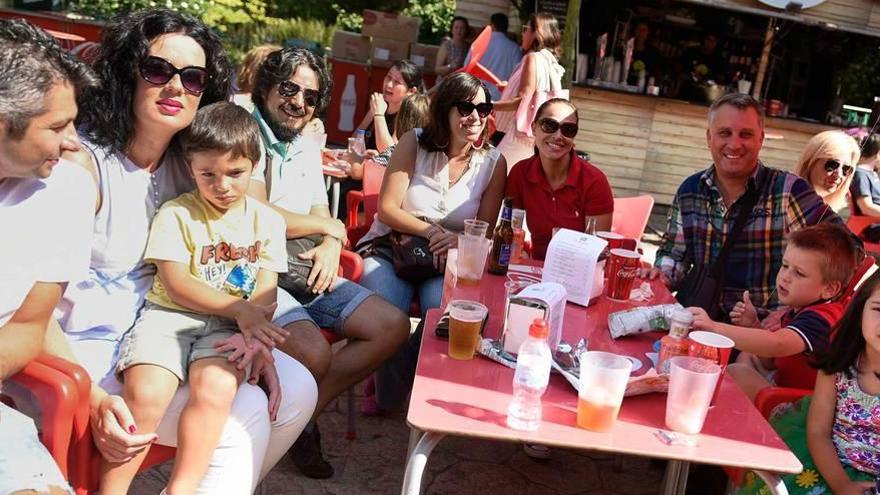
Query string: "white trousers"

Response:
xmin=72 ymin=340 xmax=317 ymax=494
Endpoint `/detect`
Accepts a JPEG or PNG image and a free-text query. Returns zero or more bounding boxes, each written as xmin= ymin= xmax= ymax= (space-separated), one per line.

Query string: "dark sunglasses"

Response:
xmin=824 ymin=159 xmax=853 ymax=177
xmin=537 ymin=118 xmax=578 ymax=138
xmin=454 ymin=101 xmax=493 ymax=118
xmin=278 ymin=81 xmax=321 ymax=108
xmin=139 ymin=56 xmax=208 ymax=95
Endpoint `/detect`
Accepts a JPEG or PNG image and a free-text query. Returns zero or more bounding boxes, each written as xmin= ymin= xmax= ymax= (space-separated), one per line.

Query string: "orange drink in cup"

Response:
xmin=576 ymin=351 xmax=633 ymax=432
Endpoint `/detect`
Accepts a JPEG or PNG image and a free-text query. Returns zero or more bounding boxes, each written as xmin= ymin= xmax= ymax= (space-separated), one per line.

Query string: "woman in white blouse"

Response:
xmin=358 ymin=72 xmax=506 ymax=410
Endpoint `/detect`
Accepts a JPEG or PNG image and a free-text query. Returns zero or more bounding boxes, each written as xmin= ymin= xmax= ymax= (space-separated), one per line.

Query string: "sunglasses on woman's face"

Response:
xmin=277 ymin=81 xmax=321 ymax=108
xmin=537 ymin=117 xmax=578 ymax=138
xmin=824 ymin=159 xmax=853 ymax=177
xmin=139 ymin=56 xmax=208 ymax=95
xmin=454 ymin=101 xmax=493 ymax=118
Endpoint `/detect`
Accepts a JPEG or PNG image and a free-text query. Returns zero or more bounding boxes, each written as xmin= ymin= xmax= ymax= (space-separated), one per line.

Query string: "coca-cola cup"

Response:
xmin=604 ymin=248 xmax=641 ymax=300
xmin=687 ymin=331 xmax=735 ymax=405
xmin=596 ymin=231 xmax=638 ymax=251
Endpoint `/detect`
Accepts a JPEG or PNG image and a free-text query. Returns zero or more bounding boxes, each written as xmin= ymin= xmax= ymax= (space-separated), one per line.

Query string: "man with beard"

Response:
xmin=246 ymin=47 xmax=410 ymax=479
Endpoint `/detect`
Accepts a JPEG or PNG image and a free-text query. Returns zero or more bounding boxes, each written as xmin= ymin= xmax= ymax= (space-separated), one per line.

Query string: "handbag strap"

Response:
xmin=709 ymin=168 xmax=764 ymax=277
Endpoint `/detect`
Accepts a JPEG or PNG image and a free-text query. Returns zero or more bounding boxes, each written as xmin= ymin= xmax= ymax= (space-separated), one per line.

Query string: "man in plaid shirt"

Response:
xmin=648 ymin=93 xmax=847 ymax=320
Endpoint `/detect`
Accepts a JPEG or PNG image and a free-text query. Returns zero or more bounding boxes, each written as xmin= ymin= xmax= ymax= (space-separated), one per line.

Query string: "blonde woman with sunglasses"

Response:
xmin=793 ymin=130 xmax=860 ymax=214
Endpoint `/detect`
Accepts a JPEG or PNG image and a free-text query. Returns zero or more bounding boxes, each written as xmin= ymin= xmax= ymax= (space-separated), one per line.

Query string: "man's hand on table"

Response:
xmin=638 ymin=266 xmax=672 ymax=288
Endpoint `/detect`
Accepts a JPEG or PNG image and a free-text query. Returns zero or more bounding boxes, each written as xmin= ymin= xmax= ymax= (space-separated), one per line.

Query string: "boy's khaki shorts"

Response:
xmin=115 ymin=302 xmax=238 ymax=382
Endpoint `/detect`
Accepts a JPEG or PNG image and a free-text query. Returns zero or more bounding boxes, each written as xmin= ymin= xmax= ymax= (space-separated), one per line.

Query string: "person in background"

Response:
xmin=850 ymin=133 xmax=880 ymax=216
xmin=0 ymin=18 xmax=96 ymax=495
xmin=355 ymin=60 xmax=422 ymax=153
xmin=689 ymin=223 xmax=858 ymax=400
xmin=464 ymin=13 xmax=523 ymax=101
xmin=630 ymin=22 xmax=660 ymax=83
xmin=233 ymin=43 xmax=280 ymax=112
xmin=736 ymin=271 xmax=880 ymax=495
xmin=371 ymin=93 xmax=430 ymax=167
xmin=493 ymin=13 xmax=565 ymax=170
xmin=793 ymin=130 xmax=860 ymax=214
xmin=248 ymin=47 xmax=411 ymax=479
xmin=679 ymin=33 xmax=725 ymax=102
xmin=356 ymin=72 xmax=507 ymax=413
xmin=506 ymin=98 xmax=613 ymax=260
xmin=435 ymin=16 xmax=470 ymax=79
xmin=647 ymin=93 xmax=852 ymax=322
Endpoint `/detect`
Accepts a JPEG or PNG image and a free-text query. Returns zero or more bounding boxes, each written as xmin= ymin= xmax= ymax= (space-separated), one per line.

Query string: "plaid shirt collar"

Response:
xmin=698 ymin=161 xmax=766 ymax=205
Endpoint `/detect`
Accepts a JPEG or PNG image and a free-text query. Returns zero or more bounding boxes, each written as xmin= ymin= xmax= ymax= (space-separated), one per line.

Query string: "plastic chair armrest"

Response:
xmin=8 ymin=360 xmax=79 ymax=477
xmin=346 ymin=190 xmax=364 ymax=229
xmin=754 ymin=387 xmax=812 ymax=419
xmin=338 ymin=249 xmax=364 ymax=283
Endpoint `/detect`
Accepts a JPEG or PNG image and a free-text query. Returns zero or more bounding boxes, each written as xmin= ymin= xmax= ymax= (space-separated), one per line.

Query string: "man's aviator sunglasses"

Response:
xmin=537 ymin=117 xmax=578 ymax=138
xmin=278 ymin=81 xmax=321 ymax=108
xmin=824 ymin=159 xmax=853 ymax=177
xmin=139 ymin=56 xmax=208 ymax=95
xmin=454 ymin=101 xmax=493 ymax=118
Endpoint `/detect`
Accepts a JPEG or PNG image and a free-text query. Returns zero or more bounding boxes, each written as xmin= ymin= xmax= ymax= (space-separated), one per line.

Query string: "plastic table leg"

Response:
xmin=401 ymin=429 xmax=445 ymax=495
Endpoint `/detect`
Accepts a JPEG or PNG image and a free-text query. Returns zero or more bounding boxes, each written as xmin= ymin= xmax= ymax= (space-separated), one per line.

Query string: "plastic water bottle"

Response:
xmin=353 ymin=129 xmax=367 ymax=156
xmin=507 ymin=318 xmax=552 ymax=431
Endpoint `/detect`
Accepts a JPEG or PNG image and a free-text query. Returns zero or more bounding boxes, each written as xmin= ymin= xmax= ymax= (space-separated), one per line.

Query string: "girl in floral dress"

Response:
xmin=739 ymin=272 xmax=880 ymax=495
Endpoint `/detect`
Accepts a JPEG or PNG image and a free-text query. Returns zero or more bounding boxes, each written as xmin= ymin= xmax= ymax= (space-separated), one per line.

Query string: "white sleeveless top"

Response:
xmin=57 ymin=137 xmax=194 ymax=344
xmin=359 ymin=128 xmax=501 ymax=245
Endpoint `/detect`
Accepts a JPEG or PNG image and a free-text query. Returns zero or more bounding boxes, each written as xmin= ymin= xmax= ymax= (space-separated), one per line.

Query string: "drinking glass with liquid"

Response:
xmin=447 ymin=300 xmax=487 ymax=360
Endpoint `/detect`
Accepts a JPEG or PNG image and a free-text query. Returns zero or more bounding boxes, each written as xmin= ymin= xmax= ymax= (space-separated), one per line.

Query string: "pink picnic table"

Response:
xmin=402 ymin=263 xmax=802 ymax=495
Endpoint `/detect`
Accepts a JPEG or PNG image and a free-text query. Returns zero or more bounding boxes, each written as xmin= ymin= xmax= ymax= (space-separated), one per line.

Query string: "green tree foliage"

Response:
xmin=401 ymin=0 xmax=454 ymax=45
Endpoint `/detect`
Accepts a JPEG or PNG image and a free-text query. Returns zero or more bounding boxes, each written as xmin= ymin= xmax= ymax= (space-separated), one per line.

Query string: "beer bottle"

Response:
xmin=488 ymin=197 xmax=515 ymax=275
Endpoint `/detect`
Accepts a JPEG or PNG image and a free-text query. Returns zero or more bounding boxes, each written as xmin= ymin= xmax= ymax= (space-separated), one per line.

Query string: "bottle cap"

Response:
xmin=672 ymin=308 xmax=693 ymax=325
xmin=529 ymin=318 xmax=549 ymax=339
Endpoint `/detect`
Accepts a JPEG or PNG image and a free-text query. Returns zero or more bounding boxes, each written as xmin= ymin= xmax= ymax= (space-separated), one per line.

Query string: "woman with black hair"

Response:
xmin=355 ymin=59 xmax=422 ymax=153
xmin=356 ymin=72 xmax=507 ymax=410
xmin=49 ymin=9 xmax=317 ymax=493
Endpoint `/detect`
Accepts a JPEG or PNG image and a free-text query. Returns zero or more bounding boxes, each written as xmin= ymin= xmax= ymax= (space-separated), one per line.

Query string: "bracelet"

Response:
xmin=374 ymin=114 xmax=385 ymax=119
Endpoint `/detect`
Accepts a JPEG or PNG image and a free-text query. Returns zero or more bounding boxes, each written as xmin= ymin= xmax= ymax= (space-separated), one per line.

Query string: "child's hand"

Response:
xmin=688 ymin=306 xmax=716 ymax=331
xmin=214 ymin=334 xmax=274 ymax=370
xmin=249 ymin=353 xmax=282 ymax=421
xmin=729 ymin=290 xmax=759 ymax=328
xmin=233 ymin=301 xmax=289 ymax=348
xmin=832 ymin=480 xmax=875 ymax=495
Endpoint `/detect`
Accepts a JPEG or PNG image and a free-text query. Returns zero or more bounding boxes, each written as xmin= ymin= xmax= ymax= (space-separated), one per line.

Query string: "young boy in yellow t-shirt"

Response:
xmin=101 ymin=102 xmax=290 ymax=494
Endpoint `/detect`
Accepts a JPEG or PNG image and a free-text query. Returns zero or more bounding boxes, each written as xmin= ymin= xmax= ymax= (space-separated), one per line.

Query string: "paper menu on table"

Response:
xmin=541 ymin=228 xmax=607 ymax=306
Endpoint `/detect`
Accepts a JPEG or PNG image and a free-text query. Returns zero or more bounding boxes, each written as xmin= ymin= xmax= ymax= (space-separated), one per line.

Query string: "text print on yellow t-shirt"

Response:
xmin=199 ymin=240 xmax=262 ymax=299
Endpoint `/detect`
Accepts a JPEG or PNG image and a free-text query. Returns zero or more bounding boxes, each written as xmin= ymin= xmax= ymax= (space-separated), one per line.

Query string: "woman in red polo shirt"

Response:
xmin=506 ymin=98 xmax=614 ymax=260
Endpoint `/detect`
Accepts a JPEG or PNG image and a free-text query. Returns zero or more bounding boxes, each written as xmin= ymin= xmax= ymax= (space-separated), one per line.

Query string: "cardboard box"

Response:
xmin=370 ymin=37 xmax=410 ymax=68
xmin=409 ymin=43 xmax=440 ymax=74
xmin=331 ymin=31 xmax=371 ymax=62
xmin=361 ymin=10 xmax=421 ymax=43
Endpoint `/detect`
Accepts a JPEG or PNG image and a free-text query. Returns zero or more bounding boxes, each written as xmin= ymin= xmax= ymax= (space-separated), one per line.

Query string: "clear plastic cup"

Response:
xmin=577 ymin=351 xmax=633 ymax=432
xmin=448 ymin=300 xmax=488 ymax=360
xmin=464 ymin=219 xmax=490 ymax=238
xmin=665 ymin=356 xmax=721 ymax=438
xmin=456 ymin=235 xmax=491 ymax=285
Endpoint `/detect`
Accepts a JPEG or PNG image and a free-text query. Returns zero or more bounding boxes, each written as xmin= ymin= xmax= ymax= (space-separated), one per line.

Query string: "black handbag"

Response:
xmin=389 ymin=231 xmax=443 ymax=284
xmin=675 ymin=176 xmax=762 ymax=319
xmin=277 ymin=235 xmax=324 ymax=301
xmin=862 ymin=223 xmax=880 ymax=243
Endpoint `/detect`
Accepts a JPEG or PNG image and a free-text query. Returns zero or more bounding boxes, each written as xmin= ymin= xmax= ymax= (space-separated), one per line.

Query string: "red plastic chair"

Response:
xmin=724 ymin=387 xmax=812 ymax=488
xmin=457 ymin=26 xmax=503 ymax=91
xmin=611 ymin=195 xmax=655 ymax=241
xmin=5 ymin=355 xmax=82 ymax=479
xmin=346 ymin=160 xmax=386 ymax=248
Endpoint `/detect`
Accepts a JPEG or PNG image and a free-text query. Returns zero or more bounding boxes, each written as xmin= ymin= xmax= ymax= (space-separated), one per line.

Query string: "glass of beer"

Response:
xmin=577 ymin=351 xmax=633 ymax=432
xmin=464 ymin=219 xmax=489 ymax=238
xmin=448 ymin=300 xmax=488 ymax=360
